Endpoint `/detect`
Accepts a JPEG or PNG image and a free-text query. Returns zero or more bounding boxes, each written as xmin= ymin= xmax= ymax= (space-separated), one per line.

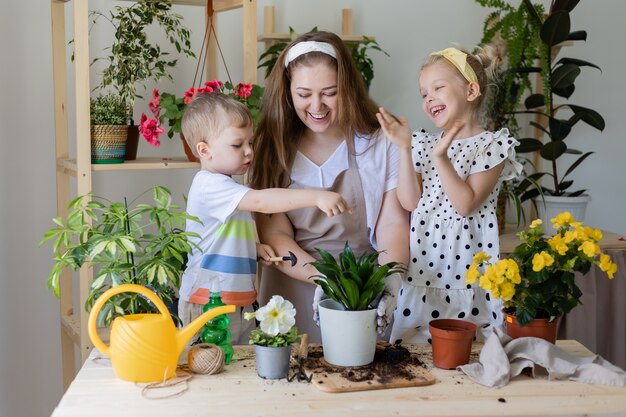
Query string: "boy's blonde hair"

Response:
xmin=182 ymin=92 xmax=252 ymax=158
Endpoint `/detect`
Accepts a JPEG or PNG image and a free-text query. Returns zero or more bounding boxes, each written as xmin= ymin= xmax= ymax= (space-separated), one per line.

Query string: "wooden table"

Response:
xmin=51 ymin=341 xmax=626 ymax=417
xmin=500 ymin=225 xmax=626 ymax=369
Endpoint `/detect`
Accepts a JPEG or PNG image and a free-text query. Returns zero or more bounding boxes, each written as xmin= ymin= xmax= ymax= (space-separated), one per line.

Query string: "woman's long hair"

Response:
xmin=250 ymin=31 xmax=381 ymax=190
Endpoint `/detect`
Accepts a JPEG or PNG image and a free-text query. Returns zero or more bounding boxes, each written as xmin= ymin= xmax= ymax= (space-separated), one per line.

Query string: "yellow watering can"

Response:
xmin=88 ymin=283 xmax=235 ymax=382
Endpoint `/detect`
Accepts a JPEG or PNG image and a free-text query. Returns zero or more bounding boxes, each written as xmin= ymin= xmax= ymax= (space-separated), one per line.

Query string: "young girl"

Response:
xmin=377 ymin=47 xmax=522 ymax=343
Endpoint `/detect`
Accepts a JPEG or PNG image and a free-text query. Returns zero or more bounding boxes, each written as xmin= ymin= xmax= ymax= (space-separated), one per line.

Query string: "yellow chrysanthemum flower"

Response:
xmin=599 ymin=253 xmax=617 ymax=278
xmin=530 ymin=219 xmax=543 ymax=229
xmin=551 ymin=211 xmax=574 ymax=228
xmin=465 ymin=263 xmax=480 ymax=284
xmin=479 ymin=274 xmax=492 ymax=291
xmin=587 ymin=227 xmax=603 ymax=242
xmin=578 ymin=240 xmax=600 ymax=258
xmin=532 ymin=251 xmax=554 ymax=272
xmin=473 ymin=251 xmax=491 ymax=264
xmin=563 ymin=230 xmax=578 ymax=244
xmin=548 ymin=234 xmax=569 ymax=256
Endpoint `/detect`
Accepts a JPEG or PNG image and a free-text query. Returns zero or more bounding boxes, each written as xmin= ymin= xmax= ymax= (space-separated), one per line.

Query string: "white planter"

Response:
xmin=318 ymin=299 xmax=377 ymax=367
xmin=534 ymin=195 xmax=591 ymax=234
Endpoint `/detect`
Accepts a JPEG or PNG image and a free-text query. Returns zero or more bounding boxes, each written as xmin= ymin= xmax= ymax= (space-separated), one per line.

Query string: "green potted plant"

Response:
xmin=89 ymin=0 xmax=195 ymax=159
xmin=89 ymin=92 xmax=131 ymax=164
xmin=467 ymin=212 xmax=617 ymax=343
xmin=244 ymin=295 xmax=300 ymax=380
xmin=476 ymin=0 xmax=548 ymax=229
xmin=512 ymin=0 xmax=604 ymax=229
xmin=308 ymin=243 xmax=405 ymax=366
xmin=40 ymin=186 xmax=201 ymax=326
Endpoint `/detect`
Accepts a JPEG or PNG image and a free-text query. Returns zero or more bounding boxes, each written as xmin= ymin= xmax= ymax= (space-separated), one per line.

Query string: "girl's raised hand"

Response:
xmin=376 ymin=107 xmax=411 ymax=150
xmin=432 ymin=120 xmax=464 ymax=158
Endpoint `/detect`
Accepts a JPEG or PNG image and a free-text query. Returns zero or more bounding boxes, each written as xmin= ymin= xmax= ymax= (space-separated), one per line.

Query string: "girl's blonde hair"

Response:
xmin=423 ymin=45 xmax=502 ymax=120
xmin=181 ymin=92 xmax=252 ymax=158
xmin=250 ymin=31 xmax=381 ymax=190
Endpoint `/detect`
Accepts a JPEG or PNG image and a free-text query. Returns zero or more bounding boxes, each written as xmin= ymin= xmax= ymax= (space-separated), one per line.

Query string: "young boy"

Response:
xmin=178 ymin=92 xmax=350 ymax=343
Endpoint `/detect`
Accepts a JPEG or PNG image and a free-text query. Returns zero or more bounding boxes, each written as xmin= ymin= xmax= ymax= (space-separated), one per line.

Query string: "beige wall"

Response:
xmin=1 ymin=1 xmax=625 ymax=416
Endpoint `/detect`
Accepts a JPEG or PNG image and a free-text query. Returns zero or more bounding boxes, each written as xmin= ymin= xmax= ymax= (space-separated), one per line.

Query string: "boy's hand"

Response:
xmin=376 ymin=107 xmax=411 ymax=150
xmin=256 ymin=243 xmax=276 ymax=266
xmin=432 ymin=120 xmax=464 ymax=158
xmin=316 ymin=191 xmax=351 ymax=217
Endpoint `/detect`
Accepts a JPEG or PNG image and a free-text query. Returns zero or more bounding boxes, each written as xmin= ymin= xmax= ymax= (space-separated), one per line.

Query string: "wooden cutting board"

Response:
xmin=303 ymin=343 xmax=437 ymax=393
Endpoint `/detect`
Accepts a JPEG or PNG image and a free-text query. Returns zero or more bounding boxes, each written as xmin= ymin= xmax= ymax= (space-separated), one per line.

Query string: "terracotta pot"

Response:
xmin=180 ymin=133 xmax=199 ymax=162
xmin=503 ymin=310 xmax=559 ymax=344
xmin=429 ymin=319 xmax=476 ymax=369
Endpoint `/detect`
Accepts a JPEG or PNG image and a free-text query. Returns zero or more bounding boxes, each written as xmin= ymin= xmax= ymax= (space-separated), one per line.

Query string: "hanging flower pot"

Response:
xmin=180 ymin=133 xmax=198 ymax=162
xmin=429 ymin=319 xmax=476 ymax=369
xmin=503 ymin=309 xmax=559 ymax=344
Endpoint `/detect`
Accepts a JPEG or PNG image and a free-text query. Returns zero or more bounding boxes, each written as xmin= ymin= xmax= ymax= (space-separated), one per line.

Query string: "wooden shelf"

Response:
xmin=258 ymin=33 xmax=371 ymax=44
xmin=60 ymin=313 xmax=80 ymax=346
xmin=57 ymin=157 xmax=198 ymax=175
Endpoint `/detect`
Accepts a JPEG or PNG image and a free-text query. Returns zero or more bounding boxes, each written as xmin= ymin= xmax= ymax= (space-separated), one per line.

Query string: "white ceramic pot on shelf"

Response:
xmin=318 ymin=299 xmax=377 ymax=367
xmin=534 ymin=195 xmax=591 ymax=234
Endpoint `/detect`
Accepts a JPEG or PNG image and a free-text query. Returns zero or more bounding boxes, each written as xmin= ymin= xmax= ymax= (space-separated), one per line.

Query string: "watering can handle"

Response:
xmin=87 ymin=284 xmax=172 ymax=357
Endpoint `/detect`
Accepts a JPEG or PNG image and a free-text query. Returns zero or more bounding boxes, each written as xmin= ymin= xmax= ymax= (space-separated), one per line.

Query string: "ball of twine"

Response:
xmin=187 ymin=343 xmax=225 ymax=375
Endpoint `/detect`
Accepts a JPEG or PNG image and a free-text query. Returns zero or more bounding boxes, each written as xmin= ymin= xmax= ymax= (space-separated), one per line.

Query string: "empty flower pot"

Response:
xmin=429 ymin=319 xmax=477 ymax=369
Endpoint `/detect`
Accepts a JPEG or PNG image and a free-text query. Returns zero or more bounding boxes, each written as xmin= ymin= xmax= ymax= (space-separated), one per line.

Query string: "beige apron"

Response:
xmin=259 ymin=138 xmax=373 ymax=342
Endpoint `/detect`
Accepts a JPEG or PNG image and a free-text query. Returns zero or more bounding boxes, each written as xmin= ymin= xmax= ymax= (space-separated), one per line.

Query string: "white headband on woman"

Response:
xmin=285 ymin=41 xmax=337 ymax=67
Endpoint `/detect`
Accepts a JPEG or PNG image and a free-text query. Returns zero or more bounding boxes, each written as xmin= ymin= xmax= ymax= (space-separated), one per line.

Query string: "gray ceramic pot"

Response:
xmin=254 ymin=345 xmax=292 ymax=379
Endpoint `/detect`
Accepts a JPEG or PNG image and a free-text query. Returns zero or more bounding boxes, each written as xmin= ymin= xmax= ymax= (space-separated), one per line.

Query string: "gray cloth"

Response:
xmin=458 ymin=327 xmax=626 ymax=388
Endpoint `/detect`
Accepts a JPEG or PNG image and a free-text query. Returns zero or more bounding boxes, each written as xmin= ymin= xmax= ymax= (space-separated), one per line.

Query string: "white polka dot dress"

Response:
xmin=390 ymin=128 xmax=522 ymax=344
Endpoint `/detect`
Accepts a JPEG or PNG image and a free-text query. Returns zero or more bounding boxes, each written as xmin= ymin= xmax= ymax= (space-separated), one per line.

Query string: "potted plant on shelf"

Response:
xmin=308 ymin=243 xmax=405 ymax=366
xmin=40 ymin=186 xmax=201 ymax=326
xmin=466 ymin=211 xmax=617 ymax=343
xmin=89 ymin=0 xmax=195 ymax=159
xmin=244 ymin=295 xmax=300 ymax=380
xmin=139 ymin=80 xmax=264 ymax=161
xmin=90 ymin=93 xmax=131 ymax=164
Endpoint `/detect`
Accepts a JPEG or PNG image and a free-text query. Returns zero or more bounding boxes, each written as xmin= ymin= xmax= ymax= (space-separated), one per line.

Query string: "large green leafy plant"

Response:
xmin=90 ymin=0 xmax=195 ymax=119
xmin=308 ymin=243 xmax=405 ymax=311
xmin=513 ymin=0 xmax=605 ymax=197
xmin=40 ymin=186 xmax=201 ymax=326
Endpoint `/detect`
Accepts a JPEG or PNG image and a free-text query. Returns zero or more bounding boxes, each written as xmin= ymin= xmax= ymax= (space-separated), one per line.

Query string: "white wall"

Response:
xmin=1 ymin=1 xmax=625 ymax=416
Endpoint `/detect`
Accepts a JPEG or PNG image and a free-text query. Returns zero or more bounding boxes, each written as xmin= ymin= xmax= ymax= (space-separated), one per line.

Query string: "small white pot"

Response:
xmin=318 ymin=299 xmax=377 ymax=367
xmin=534 ymin=195 xmax=591 ymax=234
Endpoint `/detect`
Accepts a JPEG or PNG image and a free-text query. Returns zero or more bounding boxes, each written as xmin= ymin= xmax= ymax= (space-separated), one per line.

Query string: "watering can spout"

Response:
xmin=176 ymin=304 xmax=236 ymax=354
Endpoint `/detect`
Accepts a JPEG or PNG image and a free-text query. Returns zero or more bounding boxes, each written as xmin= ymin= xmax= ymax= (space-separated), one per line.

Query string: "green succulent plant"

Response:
xmin=308 ymin=243 xmax=405 ymax=311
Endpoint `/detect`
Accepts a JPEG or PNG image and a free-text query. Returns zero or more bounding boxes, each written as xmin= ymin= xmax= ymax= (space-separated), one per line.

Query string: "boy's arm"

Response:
xmin=238 ymin=188 xmax=350 ymax=216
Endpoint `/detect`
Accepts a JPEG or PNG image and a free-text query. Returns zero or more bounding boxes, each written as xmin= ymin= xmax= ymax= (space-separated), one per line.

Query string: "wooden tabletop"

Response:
xmin=500 ymin=224 xmax=626 ymax=254
xmin=51 ymin=341 xmax=626 ymax=417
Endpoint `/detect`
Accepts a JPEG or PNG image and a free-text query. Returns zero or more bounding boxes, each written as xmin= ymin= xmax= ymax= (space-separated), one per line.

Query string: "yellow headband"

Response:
xmin=429 ymin=48 xmax=478 ymax=84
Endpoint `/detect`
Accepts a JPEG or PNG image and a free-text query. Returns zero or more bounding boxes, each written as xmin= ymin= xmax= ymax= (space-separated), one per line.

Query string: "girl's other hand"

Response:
xmin=432 ymin=120 xmax=464 ymax=158
xmin=376 ymin=107 xmax=411 ymax=150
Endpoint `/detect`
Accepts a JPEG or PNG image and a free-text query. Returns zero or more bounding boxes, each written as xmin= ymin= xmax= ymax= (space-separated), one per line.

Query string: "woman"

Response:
xmin=250 ymin=31 xmax=408 ymax=342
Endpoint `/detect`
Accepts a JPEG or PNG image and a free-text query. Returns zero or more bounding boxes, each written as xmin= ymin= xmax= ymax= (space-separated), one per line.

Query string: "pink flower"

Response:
xmin=205 ymin=80 xmax=223 ymax=91
xmin=184 ymin=87 xmax=197 ymax=104
xmin=235 ymin=83 xmax=252 ymax=99
xmin=139 ymin=113 xmax=164 ymax=147
xmin=148 ymin=88 xmax=160 ymax=118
